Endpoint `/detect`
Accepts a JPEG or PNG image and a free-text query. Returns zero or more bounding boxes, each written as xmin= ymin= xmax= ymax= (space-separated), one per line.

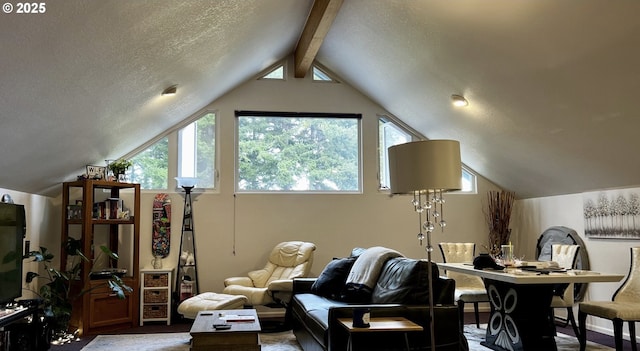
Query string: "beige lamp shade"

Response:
xmin=388 ymin=140 xmax=462 ymax=194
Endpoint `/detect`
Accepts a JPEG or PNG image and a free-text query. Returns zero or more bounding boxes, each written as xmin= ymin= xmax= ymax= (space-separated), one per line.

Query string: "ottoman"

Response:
xmin=177 ymin=292 xmax=249 ymax=319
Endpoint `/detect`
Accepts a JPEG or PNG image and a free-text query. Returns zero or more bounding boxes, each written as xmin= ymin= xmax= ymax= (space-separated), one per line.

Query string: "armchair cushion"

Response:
xmin=224 ymin=276 xmax=253 ymax=287
xmin=248 ymin=267 xmax=272 ymax=287
xmin=223 ymin=285 xmax=270 ymax=305
xmin=222 ymin=241 xmax=316 ymax=306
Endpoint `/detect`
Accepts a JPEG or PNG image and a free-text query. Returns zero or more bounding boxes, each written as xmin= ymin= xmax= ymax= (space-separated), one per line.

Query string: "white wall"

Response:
xmin=131 ymin=59 xmax=501 ymax=294
xmin=0 ymin=188 xmax=59 ymax=300
xmin=19 ymin=58 xmax=500 ymax=316
xmin=513 ymin=193 xmax=637 ymax=338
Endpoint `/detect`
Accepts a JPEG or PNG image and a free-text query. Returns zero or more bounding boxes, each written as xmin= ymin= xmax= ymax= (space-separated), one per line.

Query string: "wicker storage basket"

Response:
xmin=144 ymin=273 xmax=168 ymax=287
xmin=143 ymin=305 xmax=168 ymax=319
xmin=143 ymin=289 xmax=168 ymax=303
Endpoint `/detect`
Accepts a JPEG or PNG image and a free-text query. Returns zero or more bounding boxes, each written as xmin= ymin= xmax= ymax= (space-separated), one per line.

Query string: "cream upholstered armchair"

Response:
xmin=579 ymin=247 xmax=640 ymax=351
xmin=223 ymin=241 xmax=316 ymax=306
xmin=550 ymin=244 xmax=581 ymax=337
xmin=439 ymin=242 xmax=489 ymax=328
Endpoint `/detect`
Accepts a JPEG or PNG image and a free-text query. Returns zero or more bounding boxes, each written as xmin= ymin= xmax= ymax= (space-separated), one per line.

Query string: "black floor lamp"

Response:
xmin=388 ymin=140 xmax=462 ymax=351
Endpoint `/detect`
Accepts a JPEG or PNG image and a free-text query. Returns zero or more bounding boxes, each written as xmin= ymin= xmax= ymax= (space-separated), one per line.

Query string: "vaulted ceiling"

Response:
xmin=1 ymin=0 xmax=639 ymax=198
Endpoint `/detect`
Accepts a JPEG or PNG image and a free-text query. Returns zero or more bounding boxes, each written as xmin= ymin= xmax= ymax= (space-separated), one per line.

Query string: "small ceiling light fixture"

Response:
xmin=161 ymin=85 xmax=177 ymax=96
xmin=451 ymin=94 xmax=468 ymax=107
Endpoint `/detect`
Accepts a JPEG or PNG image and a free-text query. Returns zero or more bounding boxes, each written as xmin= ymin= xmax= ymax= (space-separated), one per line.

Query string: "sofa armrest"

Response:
xmin=434 ymin=275 xmax=456 ymax=305
xmin=293 ymin=278 xmax=317 ymax=294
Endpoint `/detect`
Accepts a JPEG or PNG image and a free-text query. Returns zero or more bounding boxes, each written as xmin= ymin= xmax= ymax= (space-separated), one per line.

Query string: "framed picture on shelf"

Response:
xmin=86 ymin=165 xmax=106 ymax=180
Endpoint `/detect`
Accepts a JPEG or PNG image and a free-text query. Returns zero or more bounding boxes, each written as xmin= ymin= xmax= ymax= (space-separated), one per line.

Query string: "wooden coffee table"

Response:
xmin=338 ymin=317 xmax=423 ymax=351
xmin=190 ymin=309 xmax=261 ymax=351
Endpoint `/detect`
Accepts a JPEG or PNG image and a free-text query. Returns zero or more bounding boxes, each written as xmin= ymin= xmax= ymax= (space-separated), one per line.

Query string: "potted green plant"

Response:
xmin=107 ymin=159 xmax=132 ymax=181
xmin=26 ymin=238 xmax=131 ymax=342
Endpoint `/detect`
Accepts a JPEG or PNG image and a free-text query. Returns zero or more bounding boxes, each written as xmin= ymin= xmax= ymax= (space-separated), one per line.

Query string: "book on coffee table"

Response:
xmin=220 ymin=314 xmax=256 ymax=322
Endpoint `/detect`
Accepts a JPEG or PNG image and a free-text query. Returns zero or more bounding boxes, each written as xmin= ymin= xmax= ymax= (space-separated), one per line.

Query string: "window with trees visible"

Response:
xmin=378 ymin=117 xmax=477 ymax=193
xmin=178 ymin=112 xmax=216 ymax=188
xmin=127 ymin=112 xmax=216 ymax=190
xmin=379 ymin=118 xmax=414 ymax=189
xmin=236 ymin=111 xmax=361 ymax=192
xmin=129 ymin=137 xmax=169 ymax=189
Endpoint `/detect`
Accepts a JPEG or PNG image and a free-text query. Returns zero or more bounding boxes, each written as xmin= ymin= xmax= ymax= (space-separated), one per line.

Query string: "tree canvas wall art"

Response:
xmin=583 ymin=188 xmax=640 ymax=239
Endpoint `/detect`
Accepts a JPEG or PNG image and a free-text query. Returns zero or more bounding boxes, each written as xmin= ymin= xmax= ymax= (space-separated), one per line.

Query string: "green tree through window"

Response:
xmin=129 ymin=137 xmax=169 ymax=189
xmin=236 ymin=112 xmax=360 ymax=192
xmin=178 ymin=112 xmax=216 ymax=188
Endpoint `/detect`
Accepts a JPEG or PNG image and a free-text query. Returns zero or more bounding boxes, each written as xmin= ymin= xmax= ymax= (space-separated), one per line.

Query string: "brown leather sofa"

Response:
xmin=289 ymin=249 xmax=468 ymax=351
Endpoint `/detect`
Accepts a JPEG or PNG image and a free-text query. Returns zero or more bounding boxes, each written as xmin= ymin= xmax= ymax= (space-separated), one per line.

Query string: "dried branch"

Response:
xmin=485 ymin=190 xmax=516 ymax=255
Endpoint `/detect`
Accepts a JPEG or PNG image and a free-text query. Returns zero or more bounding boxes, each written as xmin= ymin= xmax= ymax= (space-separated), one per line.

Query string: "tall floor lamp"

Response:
xmin=388 ymin=140 xmax=462 ymax=351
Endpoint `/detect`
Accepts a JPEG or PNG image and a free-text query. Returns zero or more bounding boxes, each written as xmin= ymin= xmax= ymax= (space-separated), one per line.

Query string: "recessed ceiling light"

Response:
xmin=451 ymin=94 xmax=468 ymax=107
xmin=161 ymin=85 xmax=177 ymax=96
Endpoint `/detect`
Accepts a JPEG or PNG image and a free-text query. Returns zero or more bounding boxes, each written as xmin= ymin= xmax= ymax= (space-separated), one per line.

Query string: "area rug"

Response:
xmin=81 ymin=327 xmax=612 ymax=351
xmin=81 ymin=331 xmax=302 ymax=351
xmin=464 ymin=324 xmax=613 ymax=350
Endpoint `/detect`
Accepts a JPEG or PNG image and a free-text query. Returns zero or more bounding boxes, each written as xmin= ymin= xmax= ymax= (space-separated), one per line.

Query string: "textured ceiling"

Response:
xmin=1 ymin=0 xmax=639 ymax=198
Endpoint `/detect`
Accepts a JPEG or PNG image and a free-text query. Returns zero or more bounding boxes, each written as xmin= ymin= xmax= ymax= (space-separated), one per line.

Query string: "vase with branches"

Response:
xmin=484 ymin=190 xmax=516 ymax=257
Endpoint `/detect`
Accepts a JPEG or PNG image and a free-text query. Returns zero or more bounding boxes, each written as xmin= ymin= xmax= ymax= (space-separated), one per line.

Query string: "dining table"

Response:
xmin=438 ymin=262 xmax=624 ymax=351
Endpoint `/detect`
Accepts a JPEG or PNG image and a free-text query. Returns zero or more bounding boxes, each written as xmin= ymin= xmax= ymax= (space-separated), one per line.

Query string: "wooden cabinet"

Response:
xmin=60 ymin=180 xmax=140 ymax=335
xmin=140 ymin=269 xmax=172 ymax=325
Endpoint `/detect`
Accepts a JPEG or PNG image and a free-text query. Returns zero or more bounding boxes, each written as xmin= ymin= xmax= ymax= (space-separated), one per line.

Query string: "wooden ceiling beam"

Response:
xmin=294 ymin=0 xmax=344 ymax=78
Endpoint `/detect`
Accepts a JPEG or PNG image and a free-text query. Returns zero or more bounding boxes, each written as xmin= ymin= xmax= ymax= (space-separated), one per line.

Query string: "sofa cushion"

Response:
xmin=310 ymin=257 xmax=356 ymax=300
xmin=371 ymin=257 xmax=439 ymax=304
xmin=291 ymin=293 xmax=350 ymax=349
xmin=343 ymin=247 xmax=403 ymax=303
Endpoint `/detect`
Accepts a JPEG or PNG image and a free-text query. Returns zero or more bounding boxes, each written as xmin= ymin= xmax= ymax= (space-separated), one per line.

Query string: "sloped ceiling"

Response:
xmin=1 ymin=0 xmax=639 ymax=199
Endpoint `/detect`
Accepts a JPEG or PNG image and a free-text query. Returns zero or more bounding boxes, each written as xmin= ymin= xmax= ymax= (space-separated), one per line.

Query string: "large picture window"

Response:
xmin=236 ymin=111 xmax=361 ymax=192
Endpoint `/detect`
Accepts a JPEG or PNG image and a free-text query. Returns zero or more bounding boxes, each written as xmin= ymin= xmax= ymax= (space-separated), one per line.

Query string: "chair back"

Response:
xmin=439 ymin=242 xmax=484 ymax=289
xmin=613 ymin=247 xmax=640 ymax=303
xmin=551 ymin=244 xmax=580 ymax=270
xmin=551 ymin=244 xmax=580 ymax=305
xmin=250 ymin=241 xmax=316 ymax=287
xmin=439 ymin=242 xmax=475 ymax=263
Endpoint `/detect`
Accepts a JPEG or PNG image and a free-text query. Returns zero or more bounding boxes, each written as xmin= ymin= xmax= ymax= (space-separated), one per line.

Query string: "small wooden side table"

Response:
xmin=338 ymin=317 xmax=424 ymax=351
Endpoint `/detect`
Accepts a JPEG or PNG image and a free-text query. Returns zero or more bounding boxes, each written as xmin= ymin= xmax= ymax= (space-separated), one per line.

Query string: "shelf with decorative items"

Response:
xmin=60 ymin=179 xmax=140 ymax=335
xmin=173 ymin=177 xmax=199 ymax=321
xmin=140 ymin=268 xmax=173 ymax=325
xmin=106 ymin=159 xmax=133 ymax=182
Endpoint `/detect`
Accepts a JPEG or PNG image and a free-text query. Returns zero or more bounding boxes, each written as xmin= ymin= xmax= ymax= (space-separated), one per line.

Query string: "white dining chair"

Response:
xmin=550 ymin=244 xmax=581 ymax=337
xmin=578 ymin=247 xmax=640 ymax=351
xmin=439 ymin=242 xmax=489 ymax=328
